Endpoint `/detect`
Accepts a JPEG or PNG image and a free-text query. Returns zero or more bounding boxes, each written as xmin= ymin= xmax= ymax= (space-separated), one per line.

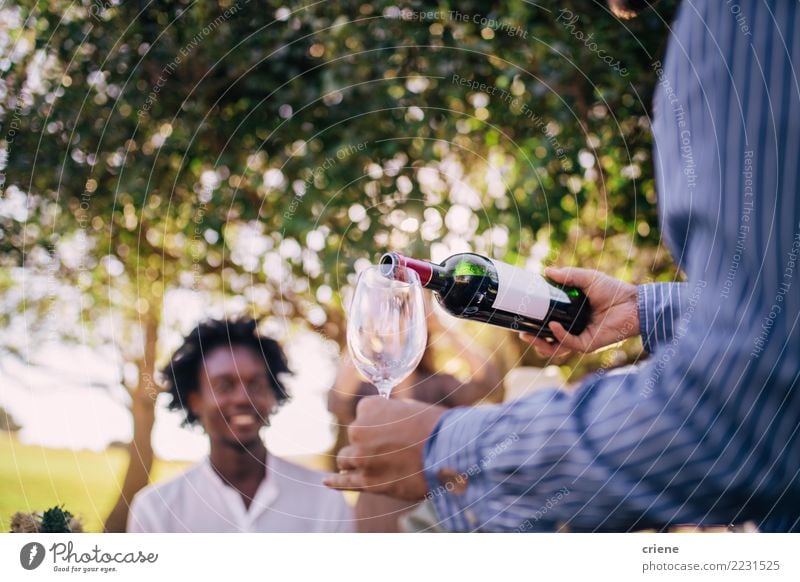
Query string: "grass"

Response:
xmin=0 ymin=432 xmax=339 ymax=533
xmin=0 ymin=432 xmax=190 ymax=533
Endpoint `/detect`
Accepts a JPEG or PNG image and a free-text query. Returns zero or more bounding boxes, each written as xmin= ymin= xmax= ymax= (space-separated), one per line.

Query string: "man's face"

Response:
xmin=189 ymin=345 xmax=278 ymax=449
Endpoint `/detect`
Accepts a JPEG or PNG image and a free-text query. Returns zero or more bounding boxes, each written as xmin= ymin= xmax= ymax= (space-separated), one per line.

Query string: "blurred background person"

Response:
xmin=127 ymin=318 xmax=352 ymax=532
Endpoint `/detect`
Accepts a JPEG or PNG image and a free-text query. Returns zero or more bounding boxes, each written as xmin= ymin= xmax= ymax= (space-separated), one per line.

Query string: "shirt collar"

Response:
xmin=201 ymin=451 xmax=281 ymax=521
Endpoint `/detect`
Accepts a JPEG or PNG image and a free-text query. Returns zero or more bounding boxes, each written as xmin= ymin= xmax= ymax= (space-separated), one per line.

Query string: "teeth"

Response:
xmin=231 ymin=414 xmax=257 ymax=426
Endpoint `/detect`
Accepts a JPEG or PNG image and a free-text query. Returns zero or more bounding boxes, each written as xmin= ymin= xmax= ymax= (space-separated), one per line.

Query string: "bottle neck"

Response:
xmin=382 ymin=253 xmax=448 ymax=293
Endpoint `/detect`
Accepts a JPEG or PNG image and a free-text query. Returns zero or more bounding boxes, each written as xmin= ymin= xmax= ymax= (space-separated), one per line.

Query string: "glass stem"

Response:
xmin=375 ymin=381 xmax=393 ymax=399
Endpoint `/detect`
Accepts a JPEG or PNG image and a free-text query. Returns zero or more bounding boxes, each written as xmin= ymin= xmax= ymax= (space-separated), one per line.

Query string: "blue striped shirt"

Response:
xmin=423 ymin=0 xmax=800 ymax=532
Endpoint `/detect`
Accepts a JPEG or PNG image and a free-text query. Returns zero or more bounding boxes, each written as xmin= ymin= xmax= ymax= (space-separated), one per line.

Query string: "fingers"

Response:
xmin=544 ymin=266 xmax=598 ymax=290
xmin=521 ymin=332 xmax=563 ymax=355
xmin=520 ymin=321 xmax=591 ymax=357
xmin=324 ymin=445 xmax=373 ymax=492
xmin=548 ymin=321 xmax=590 ymax=352
xmin=520 ymin=332 xmax=573 ymax=361
xmin=322 ymin=471 xmax=366 ymax=491
xmin=335 ymin=445 xmax=364 ymax=472
xmin=325 ymin=446 xmax=369 ymax=489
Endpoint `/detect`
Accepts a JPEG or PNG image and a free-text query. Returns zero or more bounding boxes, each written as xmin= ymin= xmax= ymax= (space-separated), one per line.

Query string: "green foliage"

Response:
xmin=1 ymin=0 xmax=679 ymax=357
xmin=39 ymin=505 xmax=75 ymax=533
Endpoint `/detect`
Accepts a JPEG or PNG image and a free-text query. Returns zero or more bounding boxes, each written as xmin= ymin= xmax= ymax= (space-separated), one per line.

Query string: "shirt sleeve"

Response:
xmin=421 ymin=0 xmax=800 ymax=533
xmin=637 ymin=282 xmax=688 ymax=353
xmin=328 ymin=492 xmax=355 ymax=533
xmin=422 ymin=307 xmax=789 ymax=532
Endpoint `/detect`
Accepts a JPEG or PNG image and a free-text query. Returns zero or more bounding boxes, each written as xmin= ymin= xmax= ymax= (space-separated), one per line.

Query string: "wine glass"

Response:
xmin=346 ymin=264 xmax=427 ymax=399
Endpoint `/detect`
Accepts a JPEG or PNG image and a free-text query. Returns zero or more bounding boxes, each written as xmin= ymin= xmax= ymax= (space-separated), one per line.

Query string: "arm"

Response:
xmin=423 ymin=284 xmax=782 ymax=532
xmin=429 ymin=316 xmax=504 ymax=406
xmin=424 ymin=1 xmax=800 ymax=531
xmin=327 ymin=357 xmax=363 ymax=426
xmin=327 ymin=3 xmax=800 ymax=531
xmin=327 ymin=2 xmax=800 ymax=532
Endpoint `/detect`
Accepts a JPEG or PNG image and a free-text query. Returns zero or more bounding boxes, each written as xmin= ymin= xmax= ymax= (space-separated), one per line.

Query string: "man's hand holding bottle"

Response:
xmin=521 ymin=267 xmax=640 ymax=359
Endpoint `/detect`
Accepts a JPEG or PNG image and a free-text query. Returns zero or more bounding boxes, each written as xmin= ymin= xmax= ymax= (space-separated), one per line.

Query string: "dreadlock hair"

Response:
xmin=161 ymin=318 xmax=291 ymax=427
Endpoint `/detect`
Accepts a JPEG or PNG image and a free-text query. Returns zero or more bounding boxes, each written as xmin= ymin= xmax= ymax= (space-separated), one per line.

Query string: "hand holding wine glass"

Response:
xmin=346 ymin=264 xmax=427 ymax=399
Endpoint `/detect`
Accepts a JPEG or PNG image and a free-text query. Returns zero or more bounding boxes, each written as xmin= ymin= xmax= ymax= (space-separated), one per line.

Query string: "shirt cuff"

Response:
xmin=637 ymin=282 xmax=683 ymax=353
xmin=422 ymin=406 xmax=491 ymax=532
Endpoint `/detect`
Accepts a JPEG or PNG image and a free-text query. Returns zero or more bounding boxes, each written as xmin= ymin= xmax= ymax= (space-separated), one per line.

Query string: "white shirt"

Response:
xmin=127 ymin=453 xmax=353 ymax=532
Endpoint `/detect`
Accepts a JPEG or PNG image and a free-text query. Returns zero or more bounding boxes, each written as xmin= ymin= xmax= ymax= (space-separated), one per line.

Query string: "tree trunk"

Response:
xmin=103 ymin=315 xmax=159 ymax=532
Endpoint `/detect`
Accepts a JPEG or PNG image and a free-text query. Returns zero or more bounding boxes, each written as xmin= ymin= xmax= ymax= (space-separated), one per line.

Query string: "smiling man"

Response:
xmin=127 ymin=319 xmax=353 ymax=533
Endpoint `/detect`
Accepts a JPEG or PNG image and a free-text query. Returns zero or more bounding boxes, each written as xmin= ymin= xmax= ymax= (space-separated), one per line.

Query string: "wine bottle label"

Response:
xmin=490 ymin=260 xmax=554 ymax=320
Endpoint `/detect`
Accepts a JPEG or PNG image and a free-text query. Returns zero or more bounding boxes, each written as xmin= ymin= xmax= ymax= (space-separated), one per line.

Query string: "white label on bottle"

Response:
xmin=490 ymin=260 xmax=552 ymax=320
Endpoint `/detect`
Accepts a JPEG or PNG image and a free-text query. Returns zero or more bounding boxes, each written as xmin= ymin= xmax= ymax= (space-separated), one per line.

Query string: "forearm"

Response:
xmin=327 ymin=390 xmax=357 ymax=425
xmin=431 ymin=330 xmax=503 ymax=405
xmin=423 ymin=326 xmax=787 ymax=532
xmin=328 ymin=358 xmax=363 ymax=424
xmin=426 ymin=0 xmax=800 ymax=533
xmin=445 ymin=335 xmax=500 ymax=386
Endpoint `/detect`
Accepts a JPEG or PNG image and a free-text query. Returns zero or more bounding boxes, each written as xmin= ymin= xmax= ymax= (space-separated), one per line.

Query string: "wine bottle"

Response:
xmin=380 ymin=252 xmax=591 ymax=339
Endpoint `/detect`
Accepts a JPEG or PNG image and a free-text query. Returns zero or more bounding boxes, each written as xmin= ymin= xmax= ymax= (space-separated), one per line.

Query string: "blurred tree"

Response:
xmin=0 ymin=405 xmax=22 ymax=433
xmin=0 ymin=0 xmax=678 ymax=530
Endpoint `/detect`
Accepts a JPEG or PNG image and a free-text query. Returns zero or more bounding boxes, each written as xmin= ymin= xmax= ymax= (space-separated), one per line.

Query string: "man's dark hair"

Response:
xmin=162 ymin=318 xmax=292 ymax=426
